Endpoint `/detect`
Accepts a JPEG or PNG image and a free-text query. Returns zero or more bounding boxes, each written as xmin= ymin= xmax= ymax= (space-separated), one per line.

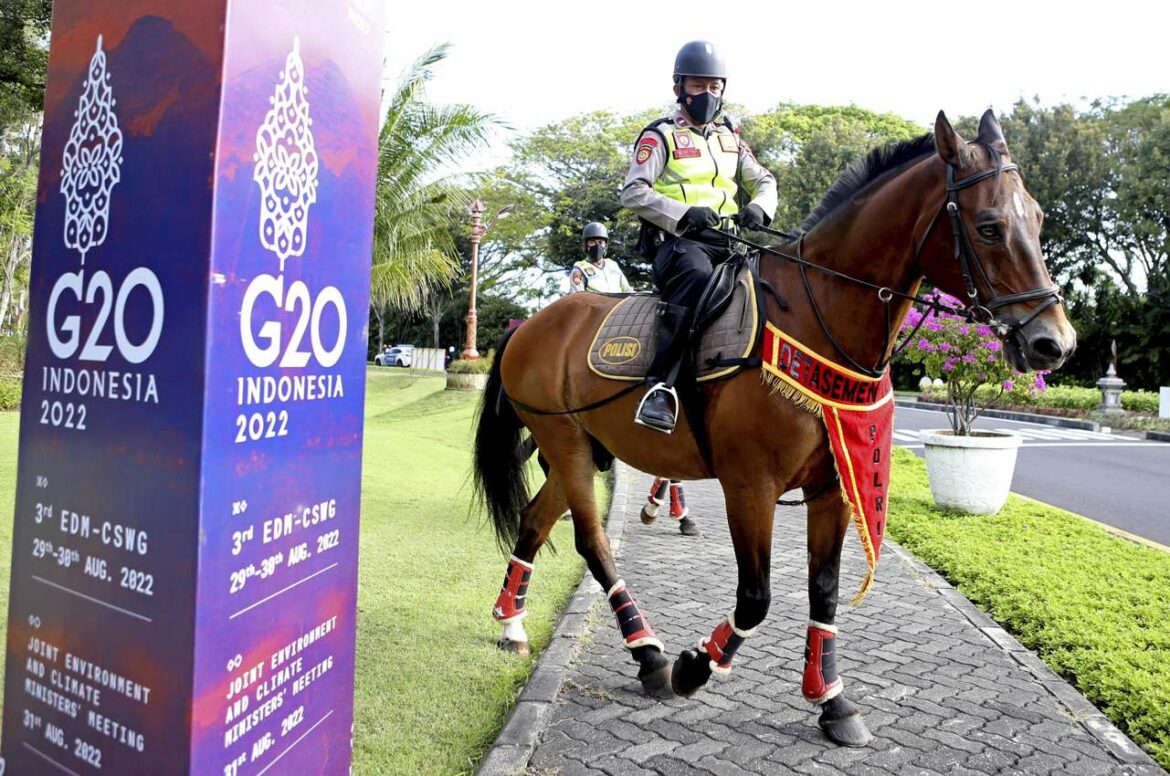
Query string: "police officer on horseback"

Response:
xmin=621 ymin=40 xmax=777 ymax=433
xmin=568 ymin=222 xmax=632 ymax=294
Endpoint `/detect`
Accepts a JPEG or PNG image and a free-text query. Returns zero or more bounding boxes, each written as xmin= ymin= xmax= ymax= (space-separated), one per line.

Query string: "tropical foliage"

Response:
xmin=370 ymin=44 xmax=497 ymax=313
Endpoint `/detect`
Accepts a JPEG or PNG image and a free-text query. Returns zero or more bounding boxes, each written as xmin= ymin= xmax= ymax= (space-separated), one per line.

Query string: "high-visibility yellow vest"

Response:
xmin=652 ymin=121 xmax=741 ymax=216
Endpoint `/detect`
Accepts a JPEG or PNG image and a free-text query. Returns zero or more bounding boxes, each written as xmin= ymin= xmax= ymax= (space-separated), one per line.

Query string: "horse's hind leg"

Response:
xmin=672 ymin=483 xmax=773 ymax=696
xmin=552 ymin=437 xmax=673 ymax=697
xmin=805 ymin=493 xmax=873 ymax=747
xmin=492 ymin=475 xmax=568 ymax=656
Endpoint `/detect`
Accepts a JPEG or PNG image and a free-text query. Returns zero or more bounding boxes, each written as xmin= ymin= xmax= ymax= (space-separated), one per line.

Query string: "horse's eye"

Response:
xmin=976 ymin=224 xmax=1003 ymax=242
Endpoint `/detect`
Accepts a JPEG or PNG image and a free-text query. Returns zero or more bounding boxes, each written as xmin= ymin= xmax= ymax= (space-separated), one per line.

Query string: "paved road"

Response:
xmin=486 ymin=466 xmax=1165 ymax=775
xmin=895 ymin=405 xmax=1170 ymax=547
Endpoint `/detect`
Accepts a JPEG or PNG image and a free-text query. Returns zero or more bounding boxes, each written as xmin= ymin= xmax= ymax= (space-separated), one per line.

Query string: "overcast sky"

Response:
xmin=383 ymin=0 xmax=1167 ymax=166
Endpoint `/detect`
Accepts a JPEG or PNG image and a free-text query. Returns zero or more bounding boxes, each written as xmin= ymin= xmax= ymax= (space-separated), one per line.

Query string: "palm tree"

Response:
xmin=371 ymin=44 xmax=497 ymax=312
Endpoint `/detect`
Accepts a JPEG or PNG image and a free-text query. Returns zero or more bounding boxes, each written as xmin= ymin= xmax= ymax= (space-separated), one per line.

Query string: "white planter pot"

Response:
xmin=919 ymin=429 xmax=1022 ymax=515
xmin=445 ymin=372 xmax=488 ymax=391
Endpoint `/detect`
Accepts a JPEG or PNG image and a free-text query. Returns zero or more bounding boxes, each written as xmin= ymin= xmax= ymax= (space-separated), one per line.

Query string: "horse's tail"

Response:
xmin=473 ymin=328 xmax=528 ymax=551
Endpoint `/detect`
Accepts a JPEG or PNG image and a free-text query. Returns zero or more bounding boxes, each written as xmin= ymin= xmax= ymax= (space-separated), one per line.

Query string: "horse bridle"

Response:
xmin=919 ymin=161 xmax=1064 ymax=341
xmin=718 ymin=155 xmax=1065 ymax=377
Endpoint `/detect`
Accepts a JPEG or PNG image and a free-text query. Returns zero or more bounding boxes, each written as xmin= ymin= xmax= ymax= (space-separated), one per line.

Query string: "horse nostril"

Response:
xmin=1031 ymin=337 xmax=1063 ymax=361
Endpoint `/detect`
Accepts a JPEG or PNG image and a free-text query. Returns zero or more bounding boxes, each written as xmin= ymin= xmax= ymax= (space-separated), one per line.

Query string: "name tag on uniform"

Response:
xmin=718 ymin=134 xmax=738 ymax=153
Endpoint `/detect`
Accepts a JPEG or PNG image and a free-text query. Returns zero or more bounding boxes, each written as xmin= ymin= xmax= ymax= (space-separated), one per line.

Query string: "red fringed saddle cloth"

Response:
xmin=760 ymin=322 xmax=894 ymax=602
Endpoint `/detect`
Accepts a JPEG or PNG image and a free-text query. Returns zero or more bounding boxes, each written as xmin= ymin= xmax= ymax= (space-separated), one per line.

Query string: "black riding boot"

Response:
xmin=635 ymin=302 xmax=690 ymax=433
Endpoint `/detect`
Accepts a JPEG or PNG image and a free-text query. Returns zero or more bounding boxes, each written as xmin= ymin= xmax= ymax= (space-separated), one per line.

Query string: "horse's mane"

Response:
xmin=800 ymin=133 xmax=937 ymax=232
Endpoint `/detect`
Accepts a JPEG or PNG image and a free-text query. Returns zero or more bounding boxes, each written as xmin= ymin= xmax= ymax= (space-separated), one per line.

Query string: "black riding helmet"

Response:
xmin=672 ymin=40 xmax=727 ymax=83
xmin=582 ymin=222 xmax=609 ymax=242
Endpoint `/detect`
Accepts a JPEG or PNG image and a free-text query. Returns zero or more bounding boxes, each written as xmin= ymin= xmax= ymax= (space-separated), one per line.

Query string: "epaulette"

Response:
xmin=635 ymin=116 xmax=674 ymax=149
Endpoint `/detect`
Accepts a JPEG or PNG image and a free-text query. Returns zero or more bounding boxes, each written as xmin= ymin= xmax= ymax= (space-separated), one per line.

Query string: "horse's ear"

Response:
xmin=934 ymin=110 xmax=970 ymax=169
xmin=976 ymin=108 xmax=1009 ymax=152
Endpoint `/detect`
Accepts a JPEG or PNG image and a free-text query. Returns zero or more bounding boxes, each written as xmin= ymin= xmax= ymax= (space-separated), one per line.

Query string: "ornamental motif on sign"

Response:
xmin=61 ymin=35 xmax=123 ymax=264
xmin=253 ymin=37 xmax=319 ymax=269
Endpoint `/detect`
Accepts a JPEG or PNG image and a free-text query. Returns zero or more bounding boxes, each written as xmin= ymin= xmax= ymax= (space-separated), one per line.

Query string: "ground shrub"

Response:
xmin=889 ymin=447 xmax=1170 ymax=768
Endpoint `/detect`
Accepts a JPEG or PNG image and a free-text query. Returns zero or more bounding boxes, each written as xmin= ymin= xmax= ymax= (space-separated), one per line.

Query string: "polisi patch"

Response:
xmin=599 ymin=336 xmax=640 ymax=365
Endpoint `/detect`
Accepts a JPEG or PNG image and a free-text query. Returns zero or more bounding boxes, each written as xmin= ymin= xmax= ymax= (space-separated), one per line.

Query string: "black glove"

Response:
xmin=677 ymin=206 xmax=719 ymax=235
xmin=734 ymin=203 xmax=768 ymax=231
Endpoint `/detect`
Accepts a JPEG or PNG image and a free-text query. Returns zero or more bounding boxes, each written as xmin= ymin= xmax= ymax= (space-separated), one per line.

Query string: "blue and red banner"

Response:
xmin=2 ymin=2 xmax=382 ymax=774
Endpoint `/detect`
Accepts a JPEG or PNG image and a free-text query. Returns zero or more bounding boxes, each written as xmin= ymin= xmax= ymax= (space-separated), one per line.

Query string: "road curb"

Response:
xmin=476 ymin=462 xmax=633 ymax=776
xmin=895 ymin=397 xmax=1102 ymax=430
xmin=886 ymin=541 xmax=1165 ymax=770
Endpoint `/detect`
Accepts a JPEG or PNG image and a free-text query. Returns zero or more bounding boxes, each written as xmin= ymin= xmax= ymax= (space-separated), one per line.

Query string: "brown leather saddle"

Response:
xmin=587 ymin=256 xmax=763 ymax=384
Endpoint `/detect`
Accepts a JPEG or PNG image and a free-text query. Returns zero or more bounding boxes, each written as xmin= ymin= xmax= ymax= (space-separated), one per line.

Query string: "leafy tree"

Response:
xmin=0 ymin=0 xmax=51 ymax=116
xmin=370 ymin=44 xmax=497 ymax=312
xmin=982 ymin=97 xmax=1170 ymax=388
xmin=740 ymin=103 xmax=924 ymax=229
xmin=500 ymin=108 xmax=667 ymax=299
xmin=0 ymin=104 xmax=38 ymax=332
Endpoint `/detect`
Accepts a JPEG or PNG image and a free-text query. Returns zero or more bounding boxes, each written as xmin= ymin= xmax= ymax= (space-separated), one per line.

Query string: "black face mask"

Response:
xmin=586 ymin=243 xmax=606 ymax=261
xmin=681 ymin=91 xmax=721 ymax=125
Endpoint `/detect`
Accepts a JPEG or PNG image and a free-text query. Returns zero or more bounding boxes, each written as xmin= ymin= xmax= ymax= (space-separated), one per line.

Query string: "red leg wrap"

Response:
xmin=802 ymin=622 xmax=843 ymax=703
xmin=648 ymin=478 xmax=669 ymax=506
xmin=608 ymin=581 xmax=663 ymax=651
xmin=492 ymin=555 xmax=533 ymax=622
xmin=669 ymin=481 xmax=688 ymax=519
xmin=702 ymin=614 xmax=750 ymax=674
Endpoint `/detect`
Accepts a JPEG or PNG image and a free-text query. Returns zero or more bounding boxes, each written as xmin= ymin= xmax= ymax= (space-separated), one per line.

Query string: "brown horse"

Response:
xmin=473 ymin=110 xmax=1075 ymax=746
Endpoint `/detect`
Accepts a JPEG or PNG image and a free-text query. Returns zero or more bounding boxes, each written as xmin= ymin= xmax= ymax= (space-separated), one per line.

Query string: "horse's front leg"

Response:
xmin=805 ymin=492 xmax=873 ymax=746
xmin=671 ymin=485 xmax=772 ymax=696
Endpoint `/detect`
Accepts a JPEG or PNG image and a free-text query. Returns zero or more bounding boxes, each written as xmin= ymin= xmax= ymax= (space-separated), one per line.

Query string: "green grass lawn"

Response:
xmin=0 ymin=371 xmax=591 ymax=775
xmin=888 ymin=447 xmax=1170 ymax=769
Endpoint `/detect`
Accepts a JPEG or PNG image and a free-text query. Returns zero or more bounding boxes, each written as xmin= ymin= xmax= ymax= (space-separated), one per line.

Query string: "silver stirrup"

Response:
xmin=634 ymin=384 xmax=679 ymax=433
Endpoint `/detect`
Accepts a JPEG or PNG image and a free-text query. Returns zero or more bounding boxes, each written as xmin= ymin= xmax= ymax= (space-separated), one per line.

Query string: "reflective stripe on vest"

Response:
xmin=652 ymin=124 xmax=740 ymax=216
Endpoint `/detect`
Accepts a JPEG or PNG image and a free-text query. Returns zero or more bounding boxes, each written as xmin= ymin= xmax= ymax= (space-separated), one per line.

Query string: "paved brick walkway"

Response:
xmin=480 ymin=463 xmax=1165 ymax=776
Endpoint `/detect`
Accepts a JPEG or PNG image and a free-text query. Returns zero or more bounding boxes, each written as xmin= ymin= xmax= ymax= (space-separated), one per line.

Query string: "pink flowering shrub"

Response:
xmin=897 ymin=291 xmax=1048 ymax=435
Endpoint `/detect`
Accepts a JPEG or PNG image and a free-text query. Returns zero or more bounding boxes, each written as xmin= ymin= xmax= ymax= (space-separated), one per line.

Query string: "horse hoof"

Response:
xmin=670 ymin=648 xmax=712 ymax=697
xmin=819 ymin=712 xmax=873 ymax=747
xmin=496 ymin=637 xmax=530 ymax=657
xmin=638 ymin=661 xmax=674 ymax=699
xmin=641 ymin=505 xmax=659 ymax=525
xmin=678 ymin=516 xmax=701 ymax=536
xmin=818 ymin=695 xmax=873 ymax=748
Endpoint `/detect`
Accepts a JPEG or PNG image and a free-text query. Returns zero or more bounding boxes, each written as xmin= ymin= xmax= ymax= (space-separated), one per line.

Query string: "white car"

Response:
xmin=375 ymin=345 xmax=414 ymax=367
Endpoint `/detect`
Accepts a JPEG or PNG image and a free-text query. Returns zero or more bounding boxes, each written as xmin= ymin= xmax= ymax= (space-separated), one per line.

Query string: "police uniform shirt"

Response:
xmin=620 ymin=110 xmax=778 ymax=235
xmin=568 ymin=258 xmax=632 ymax=294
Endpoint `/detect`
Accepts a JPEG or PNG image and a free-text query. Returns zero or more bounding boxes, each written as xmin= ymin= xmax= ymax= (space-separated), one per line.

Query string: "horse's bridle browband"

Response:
xmin=716 ymin=157 xmax=1063 ymax=377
